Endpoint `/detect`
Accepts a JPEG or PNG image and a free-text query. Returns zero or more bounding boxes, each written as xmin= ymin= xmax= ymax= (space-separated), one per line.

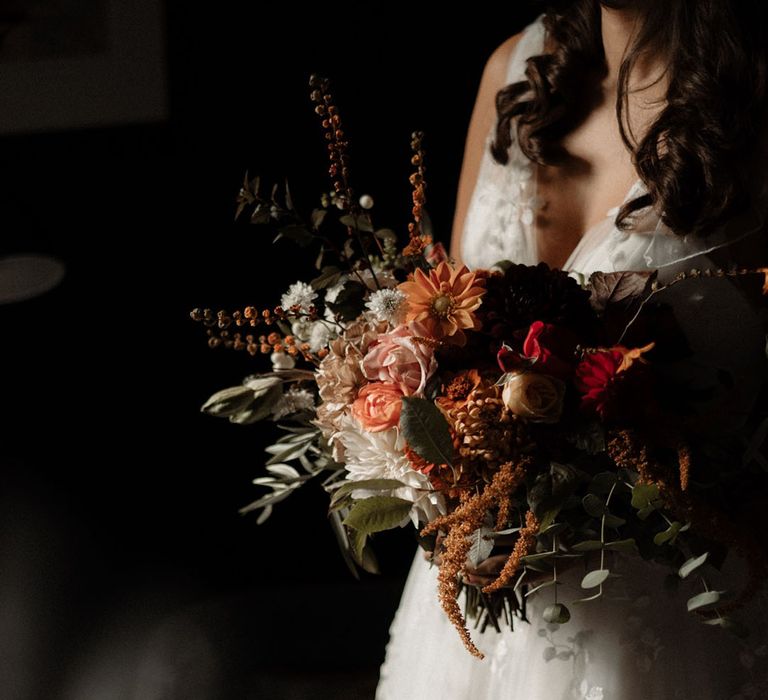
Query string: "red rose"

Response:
xmin=522 ymin=321 xmax=579 ymax=380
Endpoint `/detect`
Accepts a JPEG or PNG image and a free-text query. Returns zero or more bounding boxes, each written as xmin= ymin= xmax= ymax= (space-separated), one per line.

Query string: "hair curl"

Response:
xmin=492 ymin=0 xmax=768 ymax=237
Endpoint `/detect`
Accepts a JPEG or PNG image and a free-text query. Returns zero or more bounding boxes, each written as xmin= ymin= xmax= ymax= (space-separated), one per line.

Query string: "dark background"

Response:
xmin=0 ymin=2 xmax=539 ymax=698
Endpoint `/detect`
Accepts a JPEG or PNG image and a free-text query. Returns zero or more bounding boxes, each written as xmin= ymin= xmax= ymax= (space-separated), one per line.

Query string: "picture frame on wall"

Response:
xmin=0 ymin=0 xmax=167 ymax=134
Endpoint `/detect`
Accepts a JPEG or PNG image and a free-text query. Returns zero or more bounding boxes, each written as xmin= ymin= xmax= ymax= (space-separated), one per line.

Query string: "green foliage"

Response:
xmin=342 ymin=496 xmax=413 ymax=535
xmin=399 ymin=397 xmax=455 ymax=467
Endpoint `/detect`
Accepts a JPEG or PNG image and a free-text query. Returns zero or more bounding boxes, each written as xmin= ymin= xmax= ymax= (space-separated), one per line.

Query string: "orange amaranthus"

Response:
xmin=397 ymin=261 xmax=485 ymax=345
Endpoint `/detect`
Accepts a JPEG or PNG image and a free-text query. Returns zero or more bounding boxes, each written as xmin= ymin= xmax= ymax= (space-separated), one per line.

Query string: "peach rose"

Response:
xmin=361 ymin=322 xmax=437 ymax=396
xmin=351 ymin=382 xmax=404 ymax=432
xmin=501 ymin=371 xmax=565 ymax=423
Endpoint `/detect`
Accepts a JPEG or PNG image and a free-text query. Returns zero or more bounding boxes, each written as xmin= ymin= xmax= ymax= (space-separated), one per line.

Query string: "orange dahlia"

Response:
xmin=397 ymin=262 xmax=485 ymax=345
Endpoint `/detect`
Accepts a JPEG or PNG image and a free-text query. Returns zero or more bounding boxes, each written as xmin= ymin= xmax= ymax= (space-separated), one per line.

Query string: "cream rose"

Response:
xmin=501 ymin=371 xmax=565 ymax=423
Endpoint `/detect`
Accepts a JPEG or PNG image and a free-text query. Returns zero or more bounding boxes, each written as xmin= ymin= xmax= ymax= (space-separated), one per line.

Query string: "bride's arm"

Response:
xmin=449 ymin=32 xmax=526 ymax=266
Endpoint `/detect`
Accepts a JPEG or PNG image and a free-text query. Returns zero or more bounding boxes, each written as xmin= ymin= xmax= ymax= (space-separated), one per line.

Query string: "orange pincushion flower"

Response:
xmin=397 ymin=262 xmax=485 ymax=345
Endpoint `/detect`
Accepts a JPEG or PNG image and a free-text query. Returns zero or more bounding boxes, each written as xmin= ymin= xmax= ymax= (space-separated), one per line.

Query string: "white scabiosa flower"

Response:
xmin=281 ymin=281 xmax=317 ymax=312
xmin=271 ymin=351 xmax=296 ymax=371
xmin=365 ymin=288 xmax=407 ymax=324
xmin=332 ymin=414 xmax=445 ymax=527
xmin=308 ymin=321 xmax=336 ymax=353
xmin=272 ymin=387 xmax=315 ymax=420
xmin=291 ymin=318 xmax=313 ymax=343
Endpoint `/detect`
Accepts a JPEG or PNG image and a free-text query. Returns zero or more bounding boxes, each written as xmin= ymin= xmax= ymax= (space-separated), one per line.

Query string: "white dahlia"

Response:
xmin=332 ymin=414 xmax=445 ymax=527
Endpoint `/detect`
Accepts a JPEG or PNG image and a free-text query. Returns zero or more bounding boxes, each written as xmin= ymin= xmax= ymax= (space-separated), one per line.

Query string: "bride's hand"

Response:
xmin=424 ymin=532 xmax=573 ymax=589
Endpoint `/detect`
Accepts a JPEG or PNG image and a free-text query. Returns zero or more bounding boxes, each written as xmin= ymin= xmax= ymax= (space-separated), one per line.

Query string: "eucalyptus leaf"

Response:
xmin=466 ymin=526 xmax=495 ymax=568
xmin=631 ymin=482 xmax=662 ymax=510
xmin=342 ymin=496 xmax=412 ymax=535
xmin=582 ymin=493 xmax=607 ymax=518
xmin=542 ymin=603 xmax=571 ymax=624
xmin=589 ymin=471 xmax=618 ymax=494
xmin=581 ymin=569 xmax=611 ymax=589
xmin=571 ymin=540 xmax=604 ymax=552
xmin=604 ymin=514 xmax=627 ymax=528
xmin=654 ymin=521 xmax=682 ymax=546
xmin=687 ymin=590 xmax=723 ymax=612
xmin=679 ymin=552 xmax=709 ymax=579
xmin=399 ymin=397 xmax=454 ymax=466
xmin=604 ymin=538 xmax=637 ymax=553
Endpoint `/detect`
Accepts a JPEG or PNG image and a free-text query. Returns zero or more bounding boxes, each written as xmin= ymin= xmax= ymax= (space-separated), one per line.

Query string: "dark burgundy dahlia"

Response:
xmin=477 ymin=262 xmax=598 ymax=347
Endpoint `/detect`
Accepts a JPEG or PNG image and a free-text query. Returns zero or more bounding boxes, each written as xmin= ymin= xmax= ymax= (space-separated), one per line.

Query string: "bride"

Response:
xmin=376 ymin=1 xmax=768 ymax=698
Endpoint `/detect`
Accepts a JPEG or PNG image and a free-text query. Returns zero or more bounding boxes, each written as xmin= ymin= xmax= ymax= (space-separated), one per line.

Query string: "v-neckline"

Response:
xmin=531 ymin=162 xmax=644 ymax=270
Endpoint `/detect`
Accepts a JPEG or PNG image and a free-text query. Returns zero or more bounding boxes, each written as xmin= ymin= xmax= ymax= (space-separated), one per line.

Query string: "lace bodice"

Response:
xmin=460 ymin=12 xmax=766 ymax=279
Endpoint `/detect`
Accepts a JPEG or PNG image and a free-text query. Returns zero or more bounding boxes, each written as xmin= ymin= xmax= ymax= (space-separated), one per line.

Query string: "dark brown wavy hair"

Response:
xmin=492 ymin=0 xmax=768 ymax=237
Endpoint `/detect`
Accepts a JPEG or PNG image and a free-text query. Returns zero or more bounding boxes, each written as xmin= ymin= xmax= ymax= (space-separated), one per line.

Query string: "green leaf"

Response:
xmin=581 ymin=569 xmax=610 ymax=588
xmin=538 ymin=509 xmax=560 ymax=533
xmin=339 ymin=213 xmax=374 ymax=232
xmin=265 ymin=438 xmax=312 ymax=466
xmin=653 ymin=521 xmax=682 ymax=546
xmin=571 ymin=540 xmax=604 ymax=552
xmin=687 ymin=590 xmax=723 ymax=612
xmin=201 ymin=385 xmax=255 ymax=417
xmin=589 ymin=471 xmax=618 ymax=494
xmin=229 ymin=384 xmax=283 ymax=424
xmin=330 ymin=478 xmax=407 ymax=506
xmin=604 ymin=538 xmax=637 ymax=553
xmin=587 ymin=269 xmax=657 ymax=314
xmin=342 ymin=496 xmax=412 ymax=535
xmin=631 ymin=482 xmax=662 ymax=510
xmin=637 ymin=505 xmax=656 ymax=521
xmin=310 ymin=266 xmax=343 ymax=291
xmin=327 ymin=510 xmax=360 ymax=580
xmin=311 ymin=208 xmax=328 ymax=231
xmin=528 ymin=462 xmax=581 ymax=523
xmin=679 ymin=552 xmax=709 ymax=579
xmin=242 ymin=375 xmax=283 ymax=397
xmin=582 ymin=493 xmax=607 ymax=518
xmin=603 ymin=514 xmax=627 ymax=528
xmin=274 ymin=224 xmax=315 ymax=247
xmin=399 ymin=397 xmax=454 ymax=466
xmin=542 ymin=603 xmax=571 ymax=624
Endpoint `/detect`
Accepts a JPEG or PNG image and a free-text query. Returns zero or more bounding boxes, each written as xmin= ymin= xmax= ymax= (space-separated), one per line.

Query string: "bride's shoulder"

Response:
xmin=480 ymin=31 xmax=526 ymax=88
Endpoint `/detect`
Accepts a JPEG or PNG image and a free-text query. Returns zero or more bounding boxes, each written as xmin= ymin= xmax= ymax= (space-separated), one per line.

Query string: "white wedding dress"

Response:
xmin=375 ymin=13 xmax=768 ymax=700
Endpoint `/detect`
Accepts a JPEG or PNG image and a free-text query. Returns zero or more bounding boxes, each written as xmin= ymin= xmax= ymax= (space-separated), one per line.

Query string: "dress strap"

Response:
xmin=505 ymin=13 xmax=547 ymax=86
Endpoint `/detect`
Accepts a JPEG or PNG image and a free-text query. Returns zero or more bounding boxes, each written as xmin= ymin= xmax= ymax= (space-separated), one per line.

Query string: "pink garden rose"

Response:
xmin=361 ymin=322 xmax=437 ymax=396
xmin=351 ymin=382 xmax=404 ymax=432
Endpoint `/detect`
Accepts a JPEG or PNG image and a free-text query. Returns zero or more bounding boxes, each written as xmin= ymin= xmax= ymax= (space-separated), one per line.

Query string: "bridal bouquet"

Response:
xmin=193 ymin=75 xmax=768 ymax=659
